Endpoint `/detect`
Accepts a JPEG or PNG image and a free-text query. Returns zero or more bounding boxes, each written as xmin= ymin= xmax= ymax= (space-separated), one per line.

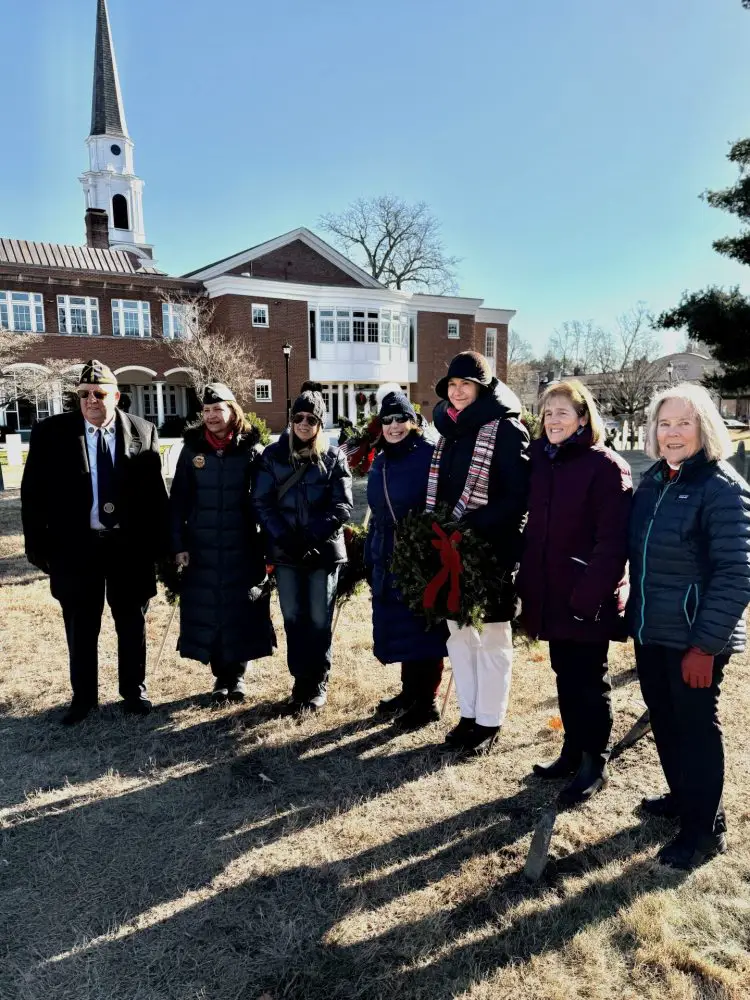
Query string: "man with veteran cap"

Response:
xmin=21 ymin=360 xmax=169 ymax=724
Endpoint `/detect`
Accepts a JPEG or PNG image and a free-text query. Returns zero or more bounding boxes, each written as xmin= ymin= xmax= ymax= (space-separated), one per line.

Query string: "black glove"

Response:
xmin=26 ymin=549 xmax=50 ymax=575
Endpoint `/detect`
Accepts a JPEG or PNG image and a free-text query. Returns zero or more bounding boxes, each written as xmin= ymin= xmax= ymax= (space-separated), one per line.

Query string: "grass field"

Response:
xmin=1 ymin=489 xmax=749 ymax=1000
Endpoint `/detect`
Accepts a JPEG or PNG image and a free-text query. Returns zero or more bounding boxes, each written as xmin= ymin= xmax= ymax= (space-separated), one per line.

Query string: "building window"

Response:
xmin=409 ymin=317 xmax=416 ymax=363
xmin=309 ymin=309 xmax=317 ymax=359
xmin=447 ymin=318 xmax=460 ymax=339
xmin=320 ymin=310 xmax=335 ymax=343
xmin=252 ymin=303 xmax=269 ymax=327
xmin=381 ymin=310 xmax=392 ymax=345
xmin=485 ymin=328 xmax=497 ymax=375
xmin=0 ymin=291 xmax=45 ymax=333
xmin=57 ymin=295 xmax=100 ymax=335
xmin=255 ymin=379 xmax=272 ymax=403
xmin=367 ymin=311 xmax=379 ymax=343
xmin=112 ymin=194 xmax=129 ymax=230
xmin=162 ymin=302 xmax=186 ymax=340
xmin=399 ymin=312 xmax=409 ymax=348
xmin=112 ymin=299 xmax=151 ymax=338
xmin=352 ymin=311 xmax=366 ymax=343
xmin=336 ymin=310 xmax=351 ymax=342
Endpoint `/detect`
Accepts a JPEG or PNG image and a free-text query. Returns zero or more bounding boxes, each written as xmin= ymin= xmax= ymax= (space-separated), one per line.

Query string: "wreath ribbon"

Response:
xmin=422 ymin=522 xmax=463 ymax=613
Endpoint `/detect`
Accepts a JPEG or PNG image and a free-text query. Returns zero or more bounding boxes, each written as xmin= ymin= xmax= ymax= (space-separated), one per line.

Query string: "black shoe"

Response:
xmin=122 ymin=697 xmax=153 ymax=717
xmin=641 ymin=793 xmax=679 ymax=819
xmin=303 ymin=691 xmax=327 ymax=712
xmin=443 ymin=717 xmax=476 ymax=748
xmin=377 ymin=691 xmax=415 ymax=717
xmin=61 ymin=702 xmax=96 ymax=726
xmin=533 ymin=745 xmax=581 ymax=780
xmin=227 ymin=677 xmax=246 ymax=703
xmin=557 ymin=752 xmax=609 ymax=807
xmin=211 ymin=680 xmax=230 ymax=704
xmin=458 ymin=723 xmax=500 ymax=757
xmin=393 ymin=701 xmax=440 ymax=731
xmin=657 ymin=830 xmax=727 ymax=870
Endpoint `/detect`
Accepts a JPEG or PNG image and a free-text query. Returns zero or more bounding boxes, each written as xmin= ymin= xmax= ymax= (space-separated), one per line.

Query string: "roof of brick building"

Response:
xmin=0 ymin=238 xmax=164 ymax=276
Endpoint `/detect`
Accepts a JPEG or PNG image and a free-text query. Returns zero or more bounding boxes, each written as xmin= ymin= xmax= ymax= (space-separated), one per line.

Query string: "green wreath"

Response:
xmin=390 ymin=504 xmax=505 ymax=631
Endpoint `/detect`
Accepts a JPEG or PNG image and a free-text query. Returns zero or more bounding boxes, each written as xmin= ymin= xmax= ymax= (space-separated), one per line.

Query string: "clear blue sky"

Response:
xmin=2 ymin=0 xmax=749 ymax=354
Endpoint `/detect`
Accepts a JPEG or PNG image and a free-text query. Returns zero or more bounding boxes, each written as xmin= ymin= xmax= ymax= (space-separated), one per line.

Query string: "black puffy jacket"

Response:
xmin=252 ymin=432 xmax=353 ymax=568
xmin=627 ymin=451 xmax=750 ymax=654
xmin=169 ymin=425 xmax=276 ymax=665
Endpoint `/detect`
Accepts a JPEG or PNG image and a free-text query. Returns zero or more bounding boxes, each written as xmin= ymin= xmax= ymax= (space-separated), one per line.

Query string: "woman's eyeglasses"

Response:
xmin=381 ymin=414 xmax=409 ymax=425
xmin=77 ymin=389 xmax=108 ymax=400
xmin=292 ymin=414 xmax=319 ymax=427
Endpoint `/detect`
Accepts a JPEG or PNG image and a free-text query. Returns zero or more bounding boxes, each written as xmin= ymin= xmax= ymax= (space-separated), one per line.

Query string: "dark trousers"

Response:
xmin=210 ymin=652 xmax=247 ymax=684
xmin=276 ymin=565 xmax=339 ymax=697
xmin=635 ymin=643 xmax=728 ymax=838
xmin=401 ymin=658 xmax=444 ymax=704
xmin=56 ymin=535 xmax=149 ymax=706
xmin=549 ymin=639 xmax=613 ymax=756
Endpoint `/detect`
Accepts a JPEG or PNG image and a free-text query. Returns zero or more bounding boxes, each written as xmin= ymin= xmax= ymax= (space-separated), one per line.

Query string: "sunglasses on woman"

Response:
xmin=381 ymin=414 xmax=409 ymax=425
xmin=77 ymin=389 xmax=108 ymax=400
xmin=292 ymin=414 xmax=319 ymax=427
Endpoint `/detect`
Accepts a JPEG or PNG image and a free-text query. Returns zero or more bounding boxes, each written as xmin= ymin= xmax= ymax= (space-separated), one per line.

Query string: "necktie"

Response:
xmin=97 ymin=429 xmax=117 ymax=529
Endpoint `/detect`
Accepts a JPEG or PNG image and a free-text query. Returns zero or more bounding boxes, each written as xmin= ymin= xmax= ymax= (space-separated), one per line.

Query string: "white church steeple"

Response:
xmin=80 ymin=0 xmax=152 ymax=258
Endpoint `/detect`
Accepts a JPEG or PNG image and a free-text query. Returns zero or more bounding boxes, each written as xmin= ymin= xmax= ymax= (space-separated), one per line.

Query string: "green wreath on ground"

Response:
xmin=390 ymin=504 xmax=506 ymax=631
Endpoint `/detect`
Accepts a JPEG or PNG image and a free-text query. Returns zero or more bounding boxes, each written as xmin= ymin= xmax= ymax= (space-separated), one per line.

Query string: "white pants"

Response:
xmin=446 ymin=620 xmax=513 ymax=728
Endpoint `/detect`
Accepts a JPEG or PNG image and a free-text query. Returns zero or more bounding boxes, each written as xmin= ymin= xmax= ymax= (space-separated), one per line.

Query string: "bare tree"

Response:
xmin=506 ymin=329 xmax=535 ymax=397
xmin=507 ymin=328 xmax=533 ymax=367
xmin=1 ymin=356 xmax=83 ymax=411
xmin=319 ymin=195 xmax=460 ymax=293
xmin=164 ymin=295 xmax=263 ymax=409
xmin=0 ymin=329 xmax=39 ymax=370
xmin=547 ymin=319 xmax=603 ymax=374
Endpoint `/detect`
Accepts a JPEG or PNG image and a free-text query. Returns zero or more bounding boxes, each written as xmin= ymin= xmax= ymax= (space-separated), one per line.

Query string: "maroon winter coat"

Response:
xmin=516 ymin=428 xmax=633 ymax=642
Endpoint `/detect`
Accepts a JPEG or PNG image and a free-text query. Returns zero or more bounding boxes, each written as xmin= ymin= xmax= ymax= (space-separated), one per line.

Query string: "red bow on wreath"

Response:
xmin=423 ymin=522 xmax=463 ymax=614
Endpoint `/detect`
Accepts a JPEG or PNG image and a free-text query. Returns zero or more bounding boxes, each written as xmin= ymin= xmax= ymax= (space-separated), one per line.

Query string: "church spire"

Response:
xmin=90 ymin=0 xmax=128 ymax=139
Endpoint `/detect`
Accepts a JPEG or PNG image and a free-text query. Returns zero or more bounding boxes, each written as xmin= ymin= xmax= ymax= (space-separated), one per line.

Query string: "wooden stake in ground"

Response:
xmin=153 ymin=603 xmax=179 ymax=673
xmin=522 ymin=708 xmax=652 ymax=883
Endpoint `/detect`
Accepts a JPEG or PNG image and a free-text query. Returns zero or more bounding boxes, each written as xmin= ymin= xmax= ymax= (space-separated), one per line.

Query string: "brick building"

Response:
xmin=1 ymin=0 xmax=513 ymax=434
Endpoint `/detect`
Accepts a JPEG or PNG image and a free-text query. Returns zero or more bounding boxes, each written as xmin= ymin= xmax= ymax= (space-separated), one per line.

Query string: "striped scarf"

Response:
xmin=425 ymin=419 xmax=501 ymax=518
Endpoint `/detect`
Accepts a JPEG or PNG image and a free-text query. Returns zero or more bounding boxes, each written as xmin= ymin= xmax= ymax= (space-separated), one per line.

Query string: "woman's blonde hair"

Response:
xmin=645 ymin=383 xmax=733 ymax=461
xmin=539 ymin=379 xmax=605 ymax=445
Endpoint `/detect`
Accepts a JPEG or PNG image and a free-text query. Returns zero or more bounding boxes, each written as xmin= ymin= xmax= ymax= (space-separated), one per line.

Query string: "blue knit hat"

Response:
xmin=379 ymin=391 xmax=417 ymax=422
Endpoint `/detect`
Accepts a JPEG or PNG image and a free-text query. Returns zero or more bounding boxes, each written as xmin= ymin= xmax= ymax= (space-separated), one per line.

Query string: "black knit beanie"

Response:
xmin=435 ymin=351 xmax=495 ymax=400
xmin=379 ymin=392 xmax=417 ymax=423
xmin=291 ymin=389 xmax=326 ymax=423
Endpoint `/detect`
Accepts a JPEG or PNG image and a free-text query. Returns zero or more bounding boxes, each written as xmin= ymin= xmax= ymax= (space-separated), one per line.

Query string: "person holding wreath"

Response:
xmin=253 ymin=385 xmax=353 ymax=714
xmin=516 ymin=380 xmax=632 ymax=805
xmin=430 ymin=351 xmax=530 ymax=755
xmin=365 ymin=392 xmax=449 ymax=730
xmin=170 ymin=383 xmax=276 ymax=702
xmin=628 ymin=383 xmax=750 ymax=869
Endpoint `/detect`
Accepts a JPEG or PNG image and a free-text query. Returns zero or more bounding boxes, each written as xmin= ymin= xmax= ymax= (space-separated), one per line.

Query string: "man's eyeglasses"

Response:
xmin=381 ymin=414 xmax=409 ymax=425
xmin=77 ymin=389 xmax=108 ymax=400
xmin=292 ymin=414 xmax=319 ymax=427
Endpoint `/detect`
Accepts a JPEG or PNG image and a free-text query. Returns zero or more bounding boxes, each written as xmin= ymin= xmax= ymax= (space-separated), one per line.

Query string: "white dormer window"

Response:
xmin=162 ymin=302 xmax=187 ymax=340
xmin=0 ymin=291 xmax=45 ymax=333
xmin=57 ymin=295 xmax=100 ymax=336
xmin=320 ymin=310 xmax=335 ymax=343
xmin=255 ymin=379 xmax=272 ymax=402
xmin=112 ymin=299 xmax=151 ymax=338
xmin=447 ymin=318 xmax=460 ymax=339
xmin=252 ymin=303 xmax=269 ymax=327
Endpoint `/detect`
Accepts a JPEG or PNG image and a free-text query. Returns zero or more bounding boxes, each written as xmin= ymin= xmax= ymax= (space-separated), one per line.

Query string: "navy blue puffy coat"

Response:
xmin=628 ymin=450 xmax=750 ymax=654
xmin=365 ymin=433 xmax=448 ymax=664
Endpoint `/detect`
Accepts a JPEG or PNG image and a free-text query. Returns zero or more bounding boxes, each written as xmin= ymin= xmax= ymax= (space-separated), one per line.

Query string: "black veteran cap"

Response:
xmin=203 ymin=383 xmax=236 ymax=404
xmin=79 ymin=359 xmax=117 ymax=386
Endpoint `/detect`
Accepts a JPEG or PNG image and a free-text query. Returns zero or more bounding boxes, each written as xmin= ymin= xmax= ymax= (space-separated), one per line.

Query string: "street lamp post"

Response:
xmin=282 ymin=342 xmax=292 ymax=425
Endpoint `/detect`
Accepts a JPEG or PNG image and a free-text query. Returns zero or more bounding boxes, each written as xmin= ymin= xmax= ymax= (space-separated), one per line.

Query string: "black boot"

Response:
xmin=377 ymin=691 xmax=415 ymax=717
xmin=458 ymin=723 xmax=500 ymax=757
xmin=393 ymin=699 xmax=440 ymax=731
xmin=227 ymin=676 xmax=247 ymax=703
xmin=61 ymin=701 xmax=97 ymax=726
xmin=443 ymin=717 xmax=476 ymax=748
xmin=657 ymin=830 xmax=727 ymax=870
xmin=558 ymin=751 xmax=609 ymax=807
xmin=533 ymin=743 xmax=581 ymax=780
xmin=211 ymin=678 xmax=230 ymax=703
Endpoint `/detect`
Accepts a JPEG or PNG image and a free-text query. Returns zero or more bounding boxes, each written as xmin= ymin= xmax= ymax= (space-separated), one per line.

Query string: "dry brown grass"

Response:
xmin=1 ymin=489 xmax=749 ymax=1000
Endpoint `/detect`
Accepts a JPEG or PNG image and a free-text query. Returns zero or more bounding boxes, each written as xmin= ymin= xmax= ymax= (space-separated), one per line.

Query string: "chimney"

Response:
xmin=85 ymin=208 xmax=110 ymax=249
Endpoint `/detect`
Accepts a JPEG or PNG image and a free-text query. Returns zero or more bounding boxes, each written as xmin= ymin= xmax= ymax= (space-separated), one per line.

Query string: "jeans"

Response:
xmin=275 ymin=565 xmax=340 ymax=697
xmin=635 ymin=642 xmax=728 ymax=838
xmin=549 ymin=640 xmax=613 ymax=756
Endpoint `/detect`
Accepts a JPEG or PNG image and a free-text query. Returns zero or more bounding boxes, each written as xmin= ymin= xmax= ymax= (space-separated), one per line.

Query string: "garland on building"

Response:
xmin=390 ymin=504 xmax=504 ymax=631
